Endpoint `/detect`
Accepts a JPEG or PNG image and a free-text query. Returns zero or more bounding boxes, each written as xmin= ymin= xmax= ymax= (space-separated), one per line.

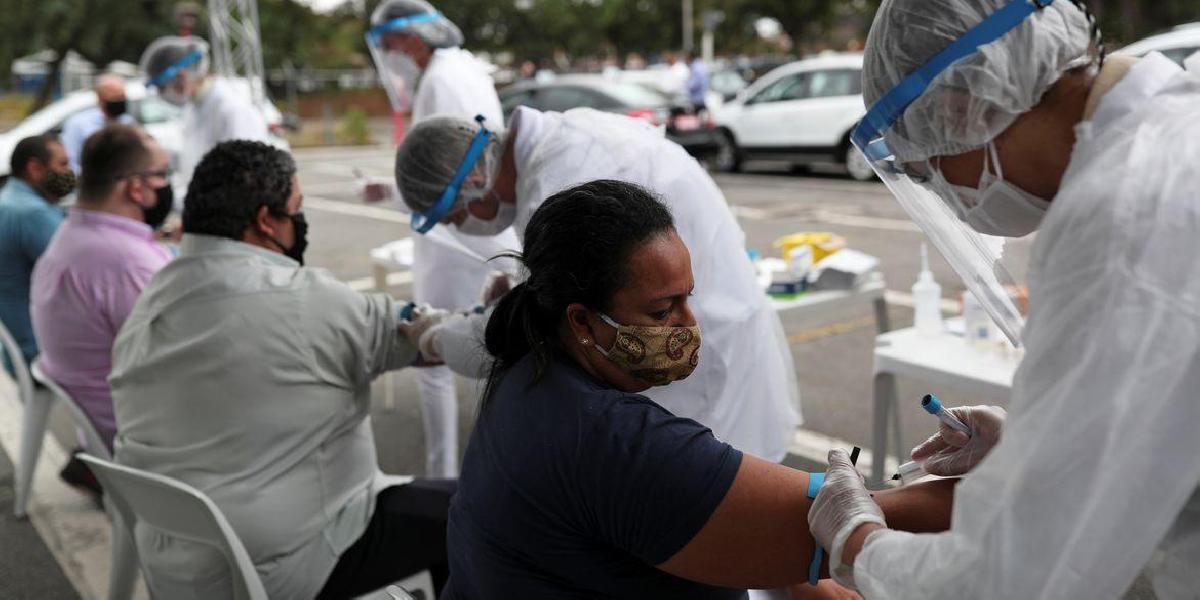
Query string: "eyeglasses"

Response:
xmin=116 ymin=169 xmax=173 ymax=182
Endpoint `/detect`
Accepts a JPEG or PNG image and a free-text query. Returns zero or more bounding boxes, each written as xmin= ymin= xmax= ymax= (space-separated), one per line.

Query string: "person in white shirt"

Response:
xmin=664 ymin=51 xmax=693 ymax=99
xmin=365 ymin=0 xmax=519 ymax=478
xmin=138 ymin=36 xmax=271 ymax=199
xmin=60 ymin=74 xmax=137 ymax=173
xmin=110 ymin=140 xmax=452 ymax=599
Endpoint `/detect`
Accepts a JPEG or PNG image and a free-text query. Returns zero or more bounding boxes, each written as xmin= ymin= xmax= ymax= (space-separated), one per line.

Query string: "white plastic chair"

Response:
xmin=30 ymin=361 xmax=141 ymax=600
xmin=0 ymin=317 xmax=44 ymax=519
xmin=78 ymin=455 xmax=433 ymax=600
xmin=77 ymin=454 xmax=270 ymax=600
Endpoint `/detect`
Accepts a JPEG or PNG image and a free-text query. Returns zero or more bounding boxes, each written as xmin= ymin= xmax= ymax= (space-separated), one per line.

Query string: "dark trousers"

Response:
xmin=316 ymin=479 xmax=457 ymax=599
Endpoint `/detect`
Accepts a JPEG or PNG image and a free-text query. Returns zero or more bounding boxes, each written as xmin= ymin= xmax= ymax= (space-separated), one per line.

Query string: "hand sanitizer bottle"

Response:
xmin=912 ymin=243 xmax=943 ymax=335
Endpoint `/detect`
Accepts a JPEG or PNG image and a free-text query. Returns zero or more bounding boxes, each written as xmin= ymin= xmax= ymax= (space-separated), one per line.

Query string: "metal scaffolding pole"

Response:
xmin=207 ymin=0 xmax=268 ymax=107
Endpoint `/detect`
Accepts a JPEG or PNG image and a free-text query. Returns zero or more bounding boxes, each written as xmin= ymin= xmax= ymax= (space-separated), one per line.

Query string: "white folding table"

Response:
xmin=870 ymin=323 xmax=1021 ymax=484
xmin=770 ymin=272 xmax=891 ymax=334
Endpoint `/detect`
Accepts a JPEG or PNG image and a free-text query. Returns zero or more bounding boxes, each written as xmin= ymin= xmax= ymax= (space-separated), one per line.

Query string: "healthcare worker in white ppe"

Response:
xmin=366 ymin=0 xmax=519 ymax=478
xmin=392 ymin=107 xmax=802 ymax=464
xmin=808 ymin=1 xmax=1200 ymax=599
xmin=139 ymin=36 xmax=270 ymax=198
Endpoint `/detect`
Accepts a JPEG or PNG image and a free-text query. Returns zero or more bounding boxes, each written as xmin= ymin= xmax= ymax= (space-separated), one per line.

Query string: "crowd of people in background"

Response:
xmin=2 ymin=0 xmax=1198 ymax=598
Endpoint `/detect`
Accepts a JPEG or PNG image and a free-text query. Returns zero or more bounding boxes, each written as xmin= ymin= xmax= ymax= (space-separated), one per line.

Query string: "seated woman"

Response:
xmin=444 ymin=180 xmax=955 ymax=598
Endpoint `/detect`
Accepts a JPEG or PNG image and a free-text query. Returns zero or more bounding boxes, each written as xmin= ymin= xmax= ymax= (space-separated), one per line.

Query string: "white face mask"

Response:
xmin=455 ymin=198 xmax=516 ymax=236
xmin=160 ymin=87 xmax=189 ymax=107
xmin=385 ymin=52 xmax=423 ymax=90
xmin=929 ymin=141 xmax=1049 ymax=237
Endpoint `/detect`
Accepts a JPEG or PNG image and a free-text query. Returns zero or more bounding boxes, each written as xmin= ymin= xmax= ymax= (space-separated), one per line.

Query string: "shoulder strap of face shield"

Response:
xmin=366 ymin=11 xmax=444 ymax=45
xmin=148 ymin=50 xmax=204 ymax=89
xmin=852 ymin=0 xmax=1055 ymax=161
xmin=411 ymin=115 xmax=494 ymax=234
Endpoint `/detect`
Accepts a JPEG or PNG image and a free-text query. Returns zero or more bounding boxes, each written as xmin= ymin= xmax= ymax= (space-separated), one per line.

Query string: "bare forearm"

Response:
xmin=875 ymin=477 xmax=959 ymax=533
xmin=661 ymin=457 xmax=958 ymax=588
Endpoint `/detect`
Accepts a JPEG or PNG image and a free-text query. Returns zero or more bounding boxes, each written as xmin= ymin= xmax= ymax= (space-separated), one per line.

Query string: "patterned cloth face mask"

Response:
xmin=594 ymin=312 xmax=701 ymax=387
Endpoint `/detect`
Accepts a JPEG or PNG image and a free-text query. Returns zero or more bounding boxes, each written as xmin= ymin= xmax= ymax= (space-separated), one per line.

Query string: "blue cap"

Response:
xmin=921 ymin=393 xmax=943 ymax=415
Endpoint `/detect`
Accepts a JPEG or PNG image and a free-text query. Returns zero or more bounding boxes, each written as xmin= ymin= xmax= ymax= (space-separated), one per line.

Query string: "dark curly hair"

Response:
xmin=481 ymin=180 xmax=675 ymax=405
xmin=183 ymin=140 xmax=296 ymax=240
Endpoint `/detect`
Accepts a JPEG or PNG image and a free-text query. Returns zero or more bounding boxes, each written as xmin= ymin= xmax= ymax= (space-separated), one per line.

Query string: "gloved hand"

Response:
xmin=398 ymin=306 xmax=451 ymax=362
xmin=910 ymin=405 xmax=1006 ymax=476
xmin=479 ymin=271 xmax=513 ymax=306
xmin=808 ymin=449 xmax=887 ymax=590
xmin=355 ymin=169 xmax=395 ymax=204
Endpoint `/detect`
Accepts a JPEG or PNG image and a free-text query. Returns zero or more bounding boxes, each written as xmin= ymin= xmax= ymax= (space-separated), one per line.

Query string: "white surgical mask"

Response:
xmin=455 ymin=198 xmax=516 ymax=236
xmin=160 ymin=87 xmax=189 ymax=107
xmin=385 ymin=52 xmax=423 ymax=91
xmin=929 ymin=141 xmax=1049 ymax=238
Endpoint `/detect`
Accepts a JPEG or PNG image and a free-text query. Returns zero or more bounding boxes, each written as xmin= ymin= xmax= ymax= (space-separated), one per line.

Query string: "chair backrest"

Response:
xmin=77 ymin=455 xmax=269 ymax=600
xmin=29 ymin=360 xmax=111 ymax=460
xmin=0 ymin=318 xmax=34 ymax=410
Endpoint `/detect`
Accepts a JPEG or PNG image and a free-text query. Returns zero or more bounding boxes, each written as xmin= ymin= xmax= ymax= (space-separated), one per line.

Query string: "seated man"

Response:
xmin=111 ymin=140 xmax=452 ymax=599
xmin=0 ymin=135 xmax=70 ymax=372
xmin=31 ymin=125 xmax=173 ymax=493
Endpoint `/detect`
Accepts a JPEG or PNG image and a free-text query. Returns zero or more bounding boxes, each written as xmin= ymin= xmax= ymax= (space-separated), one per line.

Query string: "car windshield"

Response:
xmin=603 ymin=82 xmax=669 ymax=107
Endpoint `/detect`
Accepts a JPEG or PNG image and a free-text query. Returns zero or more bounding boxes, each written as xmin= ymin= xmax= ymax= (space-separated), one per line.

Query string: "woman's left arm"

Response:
xmin=658 ymin=454 xmax=956 ymax=589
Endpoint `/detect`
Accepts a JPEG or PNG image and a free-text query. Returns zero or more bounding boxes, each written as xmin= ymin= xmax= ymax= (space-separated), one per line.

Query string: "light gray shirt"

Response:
xmin=111 ymin=234 xmax=416 ymax=599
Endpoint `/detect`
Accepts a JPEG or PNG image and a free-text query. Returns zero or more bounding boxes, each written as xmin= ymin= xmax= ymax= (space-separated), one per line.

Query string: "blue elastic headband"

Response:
xmin=148 ymin=50 xmax=204 ymax=89
xmin=852 ymin=0 xmax=1055 ymax=161
xmin=367 ymin=11 xmax=443 ymax=45
xmin=411 ymin=115 xmax=493 ymax=234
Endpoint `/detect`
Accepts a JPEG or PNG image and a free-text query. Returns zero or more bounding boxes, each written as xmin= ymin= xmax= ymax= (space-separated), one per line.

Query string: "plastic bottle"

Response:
xmin=962 ymin=291 xmax=993 ymax=348
xmin=912 ymin=243 xmax=943 ymax=335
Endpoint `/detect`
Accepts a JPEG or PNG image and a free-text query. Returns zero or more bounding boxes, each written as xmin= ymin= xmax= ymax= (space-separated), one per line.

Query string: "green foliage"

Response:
xmin=0 ymin=0 xmax=1197 ymax=98
xmin=339 ymin=107 xmax=371 ymax=144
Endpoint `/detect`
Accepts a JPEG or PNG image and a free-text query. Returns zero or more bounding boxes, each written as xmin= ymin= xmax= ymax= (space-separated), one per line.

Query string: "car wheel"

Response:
xmin=844 ymin=143 xmax=876 ymax=182
xmin=712 ymin=130 xmax=742 ymax=173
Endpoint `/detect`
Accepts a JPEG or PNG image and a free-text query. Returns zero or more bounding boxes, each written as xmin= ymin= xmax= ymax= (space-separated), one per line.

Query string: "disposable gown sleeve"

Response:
xmin=436 ymin=308 xmax=492 ymax=380
xmin=853 ymin=268 xmax=1200 ymax=599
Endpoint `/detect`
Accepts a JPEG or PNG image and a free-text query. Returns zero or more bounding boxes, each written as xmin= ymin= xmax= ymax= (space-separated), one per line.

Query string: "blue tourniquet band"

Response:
xmin=807 ymin=472 xmax=827 ymax=586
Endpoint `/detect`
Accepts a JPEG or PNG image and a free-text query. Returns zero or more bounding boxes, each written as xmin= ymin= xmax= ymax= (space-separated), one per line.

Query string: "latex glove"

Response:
xmin=355 ymin=169 xmax=395 ymax=204
xmin=415 ymin=312 xmax=473 ymax=363
xmin=910 ymin=405 xmax=1006 ymax=476
xmin=398 ymin=306 xmax=450 ymax=359
xmin=479 ymin=271 xmax=513 ymax=306
xmin=808 ymin=449 xmax=887 ymax=590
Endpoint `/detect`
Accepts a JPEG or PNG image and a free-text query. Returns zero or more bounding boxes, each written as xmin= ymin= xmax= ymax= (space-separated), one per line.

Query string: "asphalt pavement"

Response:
xmin=0 ymin=144 xmax=1030 ymax=598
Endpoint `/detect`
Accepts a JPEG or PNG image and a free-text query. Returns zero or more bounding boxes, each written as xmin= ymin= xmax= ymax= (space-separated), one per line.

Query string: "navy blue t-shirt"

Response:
xmin=443 ymin=354 xmax=746 ymax=599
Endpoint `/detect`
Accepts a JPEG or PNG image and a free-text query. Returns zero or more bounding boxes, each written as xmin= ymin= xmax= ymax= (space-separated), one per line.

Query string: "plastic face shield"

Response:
xmin=410 ymin=115 xmax=495 ymax=234
xmin=851 ymin=0 xmax=1059 ymax=346
xmin=366 ymin=11 xmax=443 ymax=112
xmin=147 ymin=50 xmax=205 ymax=90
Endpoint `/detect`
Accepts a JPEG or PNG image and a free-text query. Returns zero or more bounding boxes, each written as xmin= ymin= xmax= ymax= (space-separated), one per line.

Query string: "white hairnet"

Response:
xmin=862 ymin=0 xmax=1095 ymax=163
xmin=139 ymin=36 xmax=211 ymax=87
xmin=370 ymin=0 xmax=464 ymax=50
xmin=395 ymin=116 xmax=504 ymax=214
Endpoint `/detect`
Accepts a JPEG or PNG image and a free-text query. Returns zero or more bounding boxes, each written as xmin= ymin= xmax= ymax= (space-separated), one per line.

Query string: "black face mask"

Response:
xmin=43 ymin=169 xmax=77 ymax=199
xmin=103 ymin=100 xmax=128 ymax=119
xmin=142 ymin=183 xmax=174 ymax=229
xmin=266 ymin=211 xmax=308 ymax=265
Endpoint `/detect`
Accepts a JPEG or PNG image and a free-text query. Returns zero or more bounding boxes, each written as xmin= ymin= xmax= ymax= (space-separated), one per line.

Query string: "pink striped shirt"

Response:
xmin=31 ymin=208 xmax=171 ymax=447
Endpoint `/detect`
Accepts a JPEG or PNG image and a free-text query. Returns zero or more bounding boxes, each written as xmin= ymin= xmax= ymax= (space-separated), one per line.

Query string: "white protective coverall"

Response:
xmin=445 ymin=106 xmax=801 ymax=461
xmin=177 ymin=78 xmax=270 ymax=195
xmin=854 ymin=52 xmax=1200 ymax=600
xmin=408 ymin=46 xmax=518 ymax=477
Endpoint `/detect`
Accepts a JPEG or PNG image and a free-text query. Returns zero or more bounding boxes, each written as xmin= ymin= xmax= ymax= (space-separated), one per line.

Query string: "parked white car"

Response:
xmin=1115 ymin=23 xmax=1200 ymax=65
xmin=712 ymin=53 xmax=874 ymax=181
xmin=0 ymin=79 xmax=289 ymax=181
